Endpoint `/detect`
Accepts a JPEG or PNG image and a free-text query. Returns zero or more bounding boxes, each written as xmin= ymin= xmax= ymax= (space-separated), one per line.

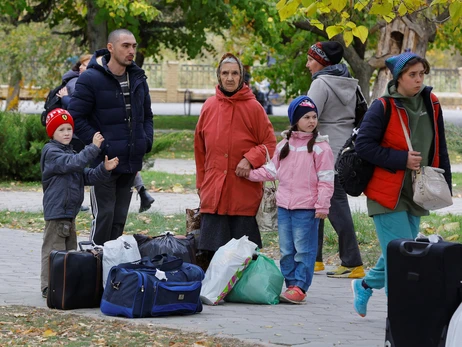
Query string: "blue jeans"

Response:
xmin=278 ymin=207 xmax=319 ymax=292
xmin=364 ymin=211 xmax=420 ymax=294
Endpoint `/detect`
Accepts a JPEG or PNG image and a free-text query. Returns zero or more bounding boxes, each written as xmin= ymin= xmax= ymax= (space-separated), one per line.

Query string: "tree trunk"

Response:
xmin=370 ymin=16 xmax=436 ymax=100
xmin=343 ymin=44 xmax=375 ymax=103
xmin=135 ymin=51 xmax=145 ymax=68
xmin=5 ymin=68 xmax=22 ymax=111
xmin=86 ymin=0 xmax=107 ymax=53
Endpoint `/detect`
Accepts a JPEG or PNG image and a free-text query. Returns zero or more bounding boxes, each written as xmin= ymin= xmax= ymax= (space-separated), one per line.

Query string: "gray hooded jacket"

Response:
xmin=307 ymin=64 xmax=358 ymax=158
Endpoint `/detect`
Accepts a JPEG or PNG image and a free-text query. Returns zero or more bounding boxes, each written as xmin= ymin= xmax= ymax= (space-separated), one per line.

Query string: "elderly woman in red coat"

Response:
xmin=194 ymin=53 xmax=277 ymax=263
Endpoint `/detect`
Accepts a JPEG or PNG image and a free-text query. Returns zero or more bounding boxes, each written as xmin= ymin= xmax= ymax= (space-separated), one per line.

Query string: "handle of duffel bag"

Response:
xmin=116 ymin=254 xmax=183 ymax=271
xmin=399 ymin=240 xmax=432 ymax=257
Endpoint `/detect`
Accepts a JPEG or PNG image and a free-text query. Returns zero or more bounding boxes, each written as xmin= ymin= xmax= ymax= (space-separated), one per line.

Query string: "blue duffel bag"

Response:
xmin=100 ymin=254 xmax=204 ymax=318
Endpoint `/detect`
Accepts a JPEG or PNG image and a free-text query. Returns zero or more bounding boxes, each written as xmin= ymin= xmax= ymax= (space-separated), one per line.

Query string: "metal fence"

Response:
xmin=143 ymin=63 xmax=165 ymax=88
xmin=425 ymin=68 xmax=460 ymax=93
xmin=0 ymin=63 xmax=459 ymax=93
xmin=178 ymin=64 xmax=216 ymax=89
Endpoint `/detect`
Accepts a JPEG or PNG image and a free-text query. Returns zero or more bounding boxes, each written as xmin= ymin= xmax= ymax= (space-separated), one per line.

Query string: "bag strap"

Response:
xmin=397 ymin=107 xmax=413 ymax=151
xmin=262 ymin=144 xmax=271 ymax=164
xmin=261 ymin=144 xmax=276 ymax=190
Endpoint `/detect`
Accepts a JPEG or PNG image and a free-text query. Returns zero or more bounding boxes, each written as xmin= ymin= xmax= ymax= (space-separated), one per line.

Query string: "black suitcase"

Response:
xmin=47 ymin=241 xmax=103 ymax=310
xmin=386 ymin=238 xmax=462 ymax=347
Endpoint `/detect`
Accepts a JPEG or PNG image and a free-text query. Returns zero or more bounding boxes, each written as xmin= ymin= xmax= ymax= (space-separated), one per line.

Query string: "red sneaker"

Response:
xmin=279 ymin=286 xmax=306 ymax=304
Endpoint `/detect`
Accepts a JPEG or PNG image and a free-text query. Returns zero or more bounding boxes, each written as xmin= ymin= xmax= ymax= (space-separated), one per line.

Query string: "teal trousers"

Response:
xmin=363 ymin=211 xmax=420 ymax=294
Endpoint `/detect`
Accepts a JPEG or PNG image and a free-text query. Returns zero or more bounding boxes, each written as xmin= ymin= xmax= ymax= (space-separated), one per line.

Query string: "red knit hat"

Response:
xmin=308 ymin=41 xmax=344 ymax=66
xmin=46 ymin=108 xmax=74 ymax=138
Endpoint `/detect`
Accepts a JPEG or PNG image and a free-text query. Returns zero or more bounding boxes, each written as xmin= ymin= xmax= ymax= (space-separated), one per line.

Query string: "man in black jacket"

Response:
xmin=68 ymin=28 xmax=154 ymax=245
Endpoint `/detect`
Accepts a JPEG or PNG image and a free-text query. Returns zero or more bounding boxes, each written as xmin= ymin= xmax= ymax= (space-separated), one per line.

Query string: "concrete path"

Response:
xmin=0 ymin=158 xmax=460 ymax=346
xmin=0 ymin=227 xmax=387 ymax=347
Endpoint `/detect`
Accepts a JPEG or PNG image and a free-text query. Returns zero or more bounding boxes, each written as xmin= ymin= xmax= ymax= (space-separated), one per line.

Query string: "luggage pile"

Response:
xmin=46 ymin=223 xmax=285 ymax=316
xmin=46 ymin=232 xmax=204 ymax=317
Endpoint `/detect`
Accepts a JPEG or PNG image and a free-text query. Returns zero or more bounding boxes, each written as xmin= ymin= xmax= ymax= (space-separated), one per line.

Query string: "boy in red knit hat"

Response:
xmin=40 ymin=108 xmax=119 ymax=298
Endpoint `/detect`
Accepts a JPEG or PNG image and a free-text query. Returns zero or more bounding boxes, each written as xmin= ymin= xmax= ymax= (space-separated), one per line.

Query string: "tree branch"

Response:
xmin=292 ymin=20 xmax=328 ymax=38
xmin=19 ymin=0 xmax=54 ymax=23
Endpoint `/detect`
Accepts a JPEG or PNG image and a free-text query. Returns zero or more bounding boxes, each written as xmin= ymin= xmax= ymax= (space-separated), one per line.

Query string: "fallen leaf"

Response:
xmin=43 ymin=329 xmax=57 ymax=337
xmin=443 ymin=222 xmax=460 ymax=232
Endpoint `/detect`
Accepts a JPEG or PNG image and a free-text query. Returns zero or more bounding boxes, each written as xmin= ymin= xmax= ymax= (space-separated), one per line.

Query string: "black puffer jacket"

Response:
xmin=41 ymin=141 xmax=110 ymax=221
xmin=68 ymin=49 xmax=154 ymax=174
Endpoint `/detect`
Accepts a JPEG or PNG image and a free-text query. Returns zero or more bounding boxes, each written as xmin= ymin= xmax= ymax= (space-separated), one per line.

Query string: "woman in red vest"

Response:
xmin=351 ymin=51 xmax=452 ymax=317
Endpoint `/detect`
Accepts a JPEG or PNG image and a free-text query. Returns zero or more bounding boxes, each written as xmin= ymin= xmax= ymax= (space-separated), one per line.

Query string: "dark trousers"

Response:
xmin=89 ymin=172 xmax=136 ymax=245
xmin=316 ymin=176 xmax=363 ymax=267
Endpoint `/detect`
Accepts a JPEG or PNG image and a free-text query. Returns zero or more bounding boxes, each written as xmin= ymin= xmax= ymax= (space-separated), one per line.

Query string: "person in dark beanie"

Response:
xmin=247 ymin=95 xmax=334 ymax=304
xmin=306 ymin=41 xmax=365 ymax=279
xmin=352 ymin=51 xmax=451 ymax=317
xmin=40 ymin=108 xmax=119 ymax=298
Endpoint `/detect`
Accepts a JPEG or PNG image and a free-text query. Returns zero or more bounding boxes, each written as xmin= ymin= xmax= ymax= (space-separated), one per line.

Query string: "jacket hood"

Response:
xmin=62 ymin=69 xmax=79 ymax=82
xmin=316 ymin=74 xmax=358 ymax=106
xmin=281 ymin=130 xmax=329 ymax=143
xmin=215 ymin=83 xmax=255 ymax=101
xmin=312 ymin=63 xmax=351 ymax=79
xmin=384 ymin=80 xmax=428 ymax=99
xmin=88 ymin=48 xmax=145 ymax=79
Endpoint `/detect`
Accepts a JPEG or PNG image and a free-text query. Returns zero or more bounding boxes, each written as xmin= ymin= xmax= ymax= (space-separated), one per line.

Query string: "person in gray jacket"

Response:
xmin=40 ymin=108 xmax=119 ymax=298
xmin=306 ymin=41 xmax=365 ymax=278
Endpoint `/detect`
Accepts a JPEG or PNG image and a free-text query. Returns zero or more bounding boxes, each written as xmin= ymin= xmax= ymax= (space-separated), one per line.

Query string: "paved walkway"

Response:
xmin=0 ymin=159 xmax=461 ymax=346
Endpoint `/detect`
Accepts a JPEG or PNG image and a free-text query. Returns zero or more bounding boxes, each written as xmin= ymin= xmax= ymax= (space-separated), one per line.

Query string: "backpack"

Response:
xmin=336 ymin=97 xmax=391 ymax=197
xmin=354 ymin=86 xmax=368 ymax=127
xmin=40 ymin=76 xmax=75 ymax=126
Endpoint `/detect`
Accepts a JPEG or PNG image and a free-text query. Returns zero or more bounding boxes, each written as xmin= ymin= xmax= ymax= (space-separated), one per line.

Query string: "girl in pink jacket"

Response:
xmin=247 ymin=96 xmax=335 ymax=304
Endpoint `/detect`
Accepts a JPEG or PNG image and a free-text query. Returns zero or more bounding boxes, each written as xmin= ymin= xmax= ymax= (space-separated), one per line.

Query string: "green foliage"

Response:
xmin=0 ymin=112 xmax=48 ymax=181
xmin=151 ymin=131 xmax=193 ymax=156
xmin=0 ymin=21 xmax=82 ymax=90
xmin=444 ymin=123 xmax=462 ymax=156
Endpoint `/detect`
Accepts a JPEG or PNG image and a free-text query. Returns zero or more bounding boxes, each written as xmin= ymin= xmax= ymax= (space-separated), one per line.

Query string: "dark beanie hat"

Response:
xmin=308 ymin=41 xmax=344 ymax=66
xmin=385 ymin=51 xmax=419 ymax=81
xmin=288 ymin=96 xmax=318 ymax=126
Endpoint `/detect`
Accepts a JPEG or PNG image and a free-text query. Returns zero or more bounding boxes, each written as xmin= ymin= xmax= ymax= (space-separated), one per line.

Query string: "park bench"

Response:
xmin=183 ymin=88 xmax=215 ymax=116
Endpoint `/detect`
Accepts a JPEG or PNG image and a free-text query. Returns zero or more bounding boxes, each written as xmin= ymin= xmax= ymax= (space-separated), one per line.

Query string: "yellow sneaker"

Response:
xmin=314 ymin=261 xmax=325 ymax=272
xmin=327 ymin=265 xmax=365 ymax=278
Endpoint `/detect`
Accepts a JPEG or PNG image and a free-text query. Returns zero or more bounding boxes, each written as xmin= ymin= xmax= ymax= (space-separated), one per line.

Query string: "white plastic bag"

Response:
xmin=446 ymin=302 xmax=462 ymax=347
xmin=200 ymin=236 xmax=257 ymax=305
xmin=102 ymin=235 xmax=141 ymax=288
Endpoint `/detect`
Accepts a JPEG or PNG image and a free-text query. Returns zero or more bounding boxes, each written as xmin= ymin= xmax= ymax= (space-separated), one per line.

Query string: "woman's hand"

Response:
xmin=235 ymin=157 xmax=251 ymax=178
xmin=406 ymin=150 xmax=422 ymax=171
xmin=56 ymin=87 xmax=68 ymax=98
xmin=315 ymin=212 xmax=327 ymax=219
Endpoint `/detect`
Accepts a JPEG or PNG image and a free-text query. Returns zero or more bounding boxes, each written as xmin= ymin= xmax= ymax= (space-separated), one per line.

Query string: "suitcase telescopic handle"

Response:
xmin=399 ymin=241 xmax=431 ymax=257
xmin=79 ymin=241 xmax=97 ymax=251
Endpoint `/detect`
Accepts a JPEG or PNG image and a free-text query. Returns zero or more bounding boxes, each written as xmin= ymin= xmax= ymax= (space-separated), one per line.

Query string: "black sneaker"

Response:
xmin=42 ymin=287 xmax=48 ymax=298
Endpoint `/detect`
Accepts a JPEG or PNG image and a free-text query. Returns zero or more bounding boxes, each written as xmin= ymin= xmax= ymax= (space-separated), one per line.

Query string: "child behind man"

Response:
xmin=40 ymin=108 xmax=119 ymax=298
xmin=246 ymin=96 xmax=335 ymax=304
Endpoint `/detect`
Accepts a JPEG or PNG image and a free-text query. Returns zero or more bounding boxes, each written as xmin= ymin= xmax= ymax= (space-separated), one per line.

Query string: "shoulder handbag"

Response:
xmin=397 ymin=108 xmax=453 ymax=210
xmin=255 ymin=145 xmax=278 ymax=232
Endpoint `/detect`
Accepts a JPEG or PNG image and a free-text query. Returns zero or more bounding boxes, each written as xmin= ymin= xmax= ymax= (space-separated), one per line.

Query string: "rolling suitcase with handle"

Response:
xmin=386 ymin=238 xmax=462 ymax=347
xmin=47 ymin=241 xmax=103 ymax=310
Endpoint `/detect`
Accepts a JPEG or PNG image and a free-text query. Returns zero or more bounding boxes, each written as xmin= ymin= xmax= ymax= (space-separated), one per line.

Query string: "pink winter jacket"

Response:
xmin=248 ymin=131 xmax=335 ymax=215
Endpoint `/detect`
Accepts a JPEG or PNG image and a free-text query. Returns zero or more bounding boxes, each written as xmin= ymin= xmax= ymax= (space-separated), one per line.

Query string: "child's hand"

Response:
xmin=104 ymin=155 xmax=119 ymax=171
xmin=92 ymin=132 xmax=104 ymax=147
